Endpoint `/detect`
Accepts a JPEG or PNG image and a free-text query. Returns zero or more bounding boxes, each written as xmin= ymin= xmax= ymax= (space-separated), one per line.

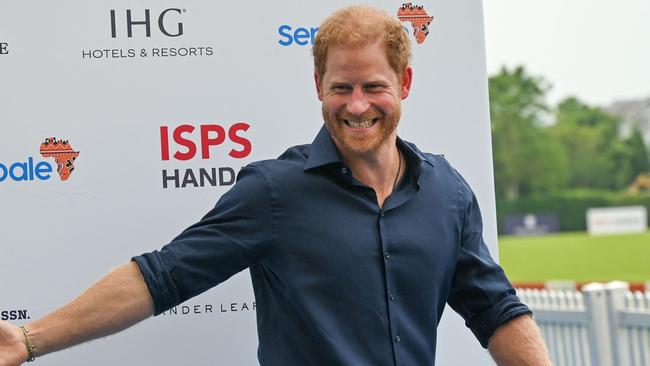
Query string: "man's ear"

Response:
xmin=314 ymin=72 xmax=324 ymax=101
xmin=400 ymin=66 xmax=413 ymax=100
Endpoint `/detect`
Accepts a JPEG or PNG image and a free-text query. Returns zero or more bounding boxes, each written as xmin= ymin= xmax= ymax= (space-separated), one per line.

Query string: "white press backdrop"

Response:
xmin=0 ymin=1 xmax=499 ymax=364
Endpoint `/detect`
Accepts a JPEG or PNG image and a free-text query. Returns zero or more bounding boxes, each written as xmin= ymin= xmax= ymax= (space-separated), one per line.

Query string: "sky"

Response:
xmin=483 ymin=0 xmax=650 ymax=107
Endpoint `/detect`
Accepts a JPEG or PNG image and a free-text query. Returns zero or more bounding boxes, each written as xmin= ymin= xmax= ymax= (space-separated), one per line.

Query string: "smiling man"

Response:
xmin=315 ymin=30 xmax=409 ymax=208
xmin=0 ymin=5 xmax=551 ymax=366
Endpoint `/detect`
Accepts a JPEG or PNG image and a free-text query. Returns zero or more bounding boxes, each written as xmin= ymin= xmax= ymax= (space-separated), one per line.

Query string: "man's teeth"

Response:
xmin=345 ymin=119 xmax=376 ymax=128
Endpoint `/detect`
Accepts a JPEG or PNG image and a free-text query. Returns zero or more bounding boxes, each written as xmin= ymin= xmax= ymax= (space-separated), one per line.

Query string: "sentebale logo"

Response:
xmin=0 ymin=137 xmax=80 ymax=183
xmin=277 ymin=25 xmax=319 ymax=46
xmin=39 ymin=137 xmax=80 ymax=181
xmin=397 ymin=3 xmax=434 ymax=45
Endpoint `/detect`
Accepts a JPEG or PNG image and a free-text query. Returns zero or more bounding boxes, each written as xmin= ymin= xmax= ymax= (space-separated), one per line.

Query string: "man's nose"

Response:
xmin=346 ymin=87 xmax=370 ymax=116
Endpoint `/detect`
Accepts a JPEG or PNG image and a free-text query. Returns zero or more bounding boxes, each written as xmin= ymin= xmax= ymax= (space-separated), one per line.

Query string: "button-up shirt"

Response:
xmin=133 ymin=126 xmax=531 ymax=365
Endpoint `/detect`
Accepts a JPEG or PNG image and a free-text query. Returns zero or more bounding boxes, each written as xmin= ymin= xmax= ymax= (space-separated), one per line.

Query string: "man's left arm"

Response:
xmin=487 ymin=314 xmax=552 ymax=366
xmin=445 ymin=169 xmax=551 ymax=363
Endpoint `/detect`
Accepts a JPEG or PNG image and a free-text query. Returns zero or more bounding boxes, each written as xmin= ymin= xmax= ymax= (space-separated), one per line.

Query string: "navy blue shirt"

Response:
xmin=133 ymin=126 xmax=530 ymax=365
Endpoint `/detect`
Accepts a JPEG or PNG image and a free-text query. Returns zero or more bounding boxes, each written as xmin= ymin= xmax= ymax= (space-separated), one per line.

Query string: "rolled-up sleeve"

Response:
xmin=446 ymin=176 xmax=532 ymax=347
xmin=132 ymin=164 xmax=273 ymax=315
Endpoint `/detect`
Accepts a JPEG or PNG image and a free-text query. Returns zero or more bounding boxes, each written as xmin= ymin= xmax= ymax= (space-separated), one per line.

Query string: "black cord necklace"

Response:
xmin=392 ymin=150 xmax=402 ymax=192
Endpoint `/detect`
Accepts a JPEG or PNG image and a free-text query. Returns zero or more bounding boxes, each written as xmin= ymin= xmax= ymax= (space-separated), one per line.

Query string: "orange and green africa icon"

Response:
xmin=39 ymin=137 xmax=80 ymax=181
xmin=397 ymin=3 xmax=434 ymax=45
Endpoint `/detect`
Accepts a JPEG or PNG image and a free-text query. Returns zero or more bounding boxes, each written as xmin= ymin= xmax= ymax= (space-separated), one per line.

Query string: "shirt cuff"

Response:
xmin=466 ymin=294 xmax=533 ymax=348
xmin=132 ymin=252 xmax=180 ymax=316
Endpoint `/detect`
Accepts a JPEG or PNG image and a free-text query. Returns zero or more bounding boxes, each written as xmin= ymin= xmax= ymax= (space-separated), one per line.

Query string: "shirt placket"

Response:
xmin=379 ymin=207 xmax=401 ymax=366
xmin=341 ymin=159 xmax=417 ymax=366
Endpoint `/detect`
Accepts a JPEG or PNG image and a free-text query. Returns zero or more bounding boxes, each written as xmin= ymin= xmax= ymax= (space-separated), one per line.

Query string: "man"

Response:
xmin=0 ymin=6 xmax=551 ymax=365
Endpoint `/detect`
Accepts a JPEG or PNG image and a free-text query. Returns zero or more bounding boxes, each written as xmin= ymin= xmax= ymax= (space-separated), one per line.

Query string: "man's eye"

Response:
xmin=365 ymin=84 xmax=383 ymax=91
xmin=332 ymin=85 xmax=350 ymax=91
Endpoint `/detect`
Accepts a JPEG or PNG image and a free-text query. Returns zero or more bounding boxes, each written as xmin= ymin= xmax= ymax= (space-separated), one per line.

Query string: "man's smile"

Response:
xmin=341 ymin=117 xmax=380 ymax=129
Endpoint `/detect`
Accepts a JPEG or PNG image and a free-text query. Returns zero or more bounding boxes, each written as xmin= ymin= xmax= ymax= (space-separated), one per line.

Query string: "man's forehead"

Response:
xmin=323 ymin=45 xmax=393 ymax=79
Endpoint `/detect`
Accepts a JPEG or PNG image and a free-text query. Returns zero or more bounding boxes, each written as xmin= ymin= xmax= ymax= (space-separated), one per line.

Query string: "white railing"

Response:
xmin=517 ymin=281 xmax=650 ymax=366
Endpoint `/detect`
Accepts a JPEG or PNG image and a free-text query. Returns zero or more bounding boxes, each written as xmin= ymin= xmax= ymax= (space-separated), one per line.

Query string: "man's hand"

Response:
xmin=0 ymin=321 xmax=27 ymax=366
xmin=488 ymin=314 xmax=552 ymax=366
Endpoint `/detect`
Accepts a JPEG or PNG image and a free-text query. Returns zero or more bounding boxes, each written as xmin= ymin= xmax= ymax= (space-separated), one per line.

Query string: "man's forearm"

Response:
xmin=24 ymin=261 xmax=154 ymax=358
xmin=488 ymin=314 xmax=552 ymax=366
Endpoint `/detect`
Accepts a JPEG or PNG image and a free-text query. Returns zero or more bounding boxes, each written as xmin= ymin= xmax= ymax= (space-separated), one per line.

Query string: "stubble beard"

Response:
xmin=322 ymin=103 xmax=401 ymax=156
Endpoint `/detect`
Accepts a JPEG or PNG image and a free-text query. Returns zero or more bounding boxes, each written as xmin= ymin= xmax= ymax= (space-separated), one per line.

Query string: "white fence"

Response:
xmin=517 ymin=281 xmax=650 ymax=366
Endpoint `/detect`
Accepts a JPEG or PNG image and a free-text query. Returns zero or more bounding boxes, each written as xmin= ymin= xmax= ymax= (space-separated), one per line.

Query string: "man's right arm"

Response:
xmin=0 ymin=261 xmax=154 ymax=366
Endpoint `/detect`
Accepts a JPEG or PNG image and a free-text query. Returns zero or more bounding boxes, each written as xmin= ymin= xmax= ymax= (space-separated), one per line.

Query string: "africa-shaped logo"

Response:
xmin=397 ymin=3 xmax=434 ymax=45
xmin=39 ymin=137 xmax=80 ymax=181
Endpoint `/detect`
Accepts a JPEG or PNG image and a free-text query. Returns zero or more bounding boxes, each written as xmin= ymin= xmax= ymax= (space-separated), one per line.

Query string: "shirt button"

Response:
xmin=390 ymin=293 xmax=396 ymax=301
xmin=341 ymin=167 xmax=347 ymax=174
xmin=395 ymin=335 xmax=401 ymax=343
xmin=384 ymin=251 xmax=391 ymax=259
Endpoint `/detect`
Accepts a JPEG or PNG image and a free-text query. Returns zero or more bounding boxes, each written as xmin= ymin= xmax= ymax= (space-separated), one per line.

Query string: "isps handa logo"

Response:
xmin=160 ymin=123 xmax=251 ymax=189
xmin=0 ymin=137 xmax=80 ymax=183
xmin=397 ymin=3 xmax=434 ymax=45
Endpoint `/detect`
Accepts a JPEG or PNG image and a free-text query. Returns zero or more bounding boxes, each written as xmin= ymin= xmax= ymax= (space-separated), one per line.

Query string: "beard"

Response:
xmin=321 ymin=103 xmax=401 ymax=155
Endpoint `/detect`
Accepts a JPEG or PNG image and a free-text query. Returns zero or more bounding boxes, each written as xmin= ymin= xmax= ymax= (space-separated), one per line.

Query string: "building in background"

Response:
xmin=606 ymin=97 xmax=650 ymax=146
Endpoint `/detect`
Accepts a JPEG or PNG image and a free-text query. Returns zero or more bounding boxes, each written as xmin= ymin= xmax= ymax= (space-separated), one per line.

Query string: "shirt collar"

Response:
xmin=304 ymin=124 xmax=433 ymax=172
xmin=396 ymin=136 xmax=431 ymax=169
xmin=304 ymin=125 xmax=343 ymax=171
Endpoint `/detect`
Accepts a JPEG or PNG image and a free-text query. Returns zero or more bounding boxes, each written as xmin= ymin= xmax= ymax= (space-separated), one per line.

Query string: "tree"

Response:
xmin=551 ymin=97 xmax=649 ymax=189
xmin=620 ymin=129 xmax=650 ymax=187
xmin=489 ymin=66 xmax=569 ymax=200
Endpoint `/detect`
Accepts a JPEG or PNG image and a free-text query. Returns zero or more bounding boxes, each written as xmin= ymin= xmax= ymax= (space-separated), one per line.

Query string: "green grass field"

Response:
xmin=498 ymin=231 xmax=650 ymax=283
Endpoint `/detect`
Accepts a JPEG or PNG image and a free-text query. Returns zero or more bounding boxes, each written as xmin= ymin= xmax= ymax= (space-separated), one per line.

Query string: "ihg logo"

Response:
xmin=109 ymin=8 xmax=185 ymax=38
